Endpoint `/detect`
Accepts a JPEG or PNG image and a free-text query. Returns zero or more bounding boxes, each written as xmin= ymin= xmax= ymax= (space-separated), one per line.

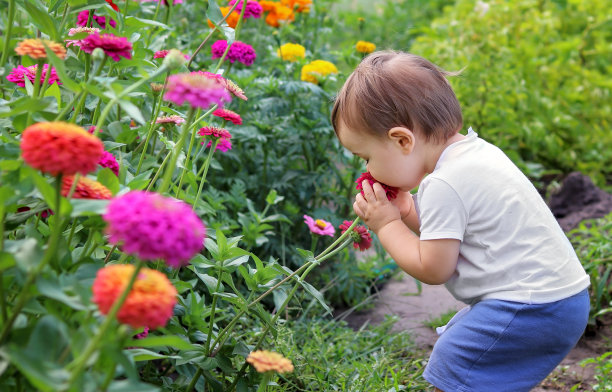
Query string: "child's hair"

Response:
xmin=331 ymin=50 xmax=463 ymax=143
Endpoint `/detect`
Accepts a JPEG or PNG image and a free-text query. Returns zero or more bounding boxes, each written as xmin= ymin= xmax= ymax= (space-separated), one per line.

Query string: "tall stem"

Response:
xmin=0 ymin=0 xmax=16 ymax=67
xmin=158 ymin=107 xmax=196 ymax=194
xmin=67 ymin=259 xmax=143 ymax=386
xmin=193 ymin=139 xmax=218 ymax=210
xmin=0 ymin=175 xmax=65 ymax=345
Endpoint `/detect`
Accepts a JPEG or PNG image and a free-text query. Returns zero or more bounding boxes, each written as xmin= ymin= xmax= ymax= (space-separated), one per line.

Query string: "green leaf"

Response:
xmin=300 ymin=280 xmax=332 ymax=315
xmin=118 ymin=100 xmax=145 ymax=125
xmin=125 ymin=336 xmax=198 ymax=351
xmin=26 ymin=315 xmax=70 ymax=361
xmin=37 ymin=277 xmax=88 ymax=310
xmin=105 ymin=379 xmax=161 ymax=392
xmin=3 ymin=347 xmax=69 ymax=392
xmin=126 ymin=348 xmax=180 ymax=362
xmin=97 ymin=168 xmax=120 ymax=195
xmin=44 ymin=46 xmax=80 ymax=92
xmin=43 ymin=83 xmax=61 ymax=108
xmin=69 ymin=199 xmax=109 ymax=217
xmin=0 ymin=252 xmax=16 ymax=272
xmin=23 ymin=0 xmax=59 ymax=40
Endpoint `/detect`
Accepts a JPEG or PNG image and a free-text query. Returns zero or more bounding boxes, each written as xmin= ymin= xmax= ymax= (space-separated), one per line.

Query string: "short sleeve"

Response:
xmin=417 ymin=178 xmax=467 ymax=241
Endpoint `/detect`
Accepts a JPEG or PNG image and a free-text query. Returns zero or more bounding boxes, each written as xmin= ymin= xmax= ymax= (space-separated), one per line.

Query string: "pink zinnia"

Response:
xmin=339 ymin=220 xmax=373 ymax=251
xmin=6 ymin=64 xmax=61 ymax=88
xmin=153 ymin=49 xmax=189 ymax=59
xmin=355 ymin=171 xmax=399 ymax=200
xmin=303 ymin=215 xmax=335 ymax=237
xmin=76 ymin=10 xmax=116 ymax=29
xmin=164 ymin=73 xmax=231 ymax=110
xmin=198 ymin=126 xmax=233 ymax=152
xmin=87 ymin=125 xmax=103 ymax=134
xmin=228 ymin=0 xmax=263 ymax=18
xmin=140 ymin=0 xmax=183 ymax=5
xmin=80 ymin=33 xmax=133 ymax=62
xmin=99 ymin=150 xmax=119 ymax=176
xmin=103 ymin=191 xmax=206 ymax=267
xmin=156 ymin=115 xmax=185 ymax=125
xmin=196 ymin=71 xmax=248 ymax=101
xmin=211 ymin=40 xmax=256 ymax=66
xmin=66 ymin=26 xmax=101 ymax=47
xmin=213 ymin=108 xmax=242 ymax=125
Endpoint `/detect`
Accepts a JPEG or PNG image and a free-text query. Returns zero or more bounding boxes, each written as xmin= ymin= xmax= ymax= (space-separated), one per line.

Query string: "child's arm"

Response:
xmin=355 ymin=181 xmax=459 ymax=285
xmin=390 ymin=190 xmax=420 ymax=235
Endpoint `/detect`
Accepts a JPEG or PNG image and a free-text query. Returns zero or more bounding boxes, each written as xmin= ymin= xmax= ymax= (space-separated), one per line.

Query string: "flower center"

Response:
xmin=315 ymin=219 xmax=327 ymax=229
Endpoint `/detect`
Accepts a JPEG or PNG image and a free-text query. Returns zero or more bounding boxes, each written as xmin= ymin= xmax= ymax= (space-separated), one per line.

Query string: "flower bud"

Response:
xmin=150 ymin=82 xmax=164 ymax=96
xmin=162 ymin=49 xmax=186 ymax=70
xmin=91 ymin=47 xmax=105 ymax=62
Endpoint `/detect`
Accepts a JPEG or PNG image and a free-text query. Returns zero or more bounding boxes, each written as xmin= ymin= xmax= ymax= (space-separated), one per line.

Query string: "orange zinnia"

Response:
xmin=265 ymin=4 xmax=294 ymax=27
xmin=281 ymin=0 xmax=311 ymax=12
xmin=246 ymin=350 xmax=294 ymax=373
xmin=61 ymin=175 xmax=112 ymax=199
xmin=21 ymin=122 xmax=104 ymax=176
xmin=207 ymin=6 xmax=240 ymax=29
xmin=15 ymin=38 xmax=67 ymax=60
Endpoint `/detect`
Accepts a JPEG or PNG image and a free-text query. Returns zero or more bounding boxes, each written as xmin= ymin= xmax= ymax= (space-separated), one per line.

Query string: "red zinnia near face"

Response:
xmin=21 ymin=122 xmax=104 ymax=176
xmin=355 ymin=171 xmax=399 ymax=200
xmin=339 ymin=220 xmax=373 ymax=251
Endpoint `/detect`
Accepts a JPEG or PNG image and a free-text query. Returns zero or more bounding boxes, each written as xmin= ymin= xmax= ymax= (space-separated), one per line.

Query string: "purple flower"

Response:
xmin=164 ymin=73 xmax=231 ymax=110
xmin=211 ymin=40 xmax=256 ymax=67
xmin=104 ymin=191 xmax=206 ymax=267
xmin=76 ymin=10 xmax=117 ymax=29
xmin=6 ymin=64 xmax=61 ymax=88
xmin=80 ymin=33 xmax=132 ymax=61
xmin=99 ymin=150 xmax=119 ymax=176
xmin=228 ymin=0 xmax=263 ymax=18
xmin=303 ymin=215 xmax=336 ymax=237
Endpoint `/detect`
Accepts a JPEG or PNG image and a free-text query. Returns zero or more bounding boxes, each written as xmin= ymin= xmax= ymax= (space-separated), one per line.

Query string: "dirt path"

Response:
xmin=341 ymin=273 xmax=610 ymax=391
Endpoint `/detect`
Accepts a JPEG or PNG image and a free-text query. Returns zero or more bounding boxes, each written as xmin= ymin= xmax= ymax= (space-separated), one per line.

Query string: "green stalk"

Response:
xmin=158 ymin=107 xmax=196 ymax=194
xmin=0 ymin=208 xmax=6 ymax=322
xmin=0 ymin=175 xmax=65 ymax=345
xmin=145 ymin=149 xmax=172 ymax=191
xmin=192 ymin=139 xmax=218 ymax=210
xmin=67 ymin=260 xmax=143 ymax=386
xmin=54 ymin=90 xmax=84 ymax=121
xmin=38 ymin=63 xmax=53 ymax=97
xmin=93 ymin=66 xmax=168 ymax=139
xmin=204 ymin=267 xmax=223 ymax=355
xmin=0 ymin=0 xmax=16 ymax=67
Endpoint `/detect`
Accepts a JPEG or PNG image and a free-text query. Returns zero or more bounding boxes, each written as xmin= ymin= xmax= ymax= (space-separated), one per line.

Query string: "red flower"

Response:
xmin=105 ymin=0 xmax=119 ymax=11
xmin=339 ymin=220 xmax=373 ymax=251
xmin=213 ymin=108 xmax=242 ymax=125
xmin=21 ymin=122 xmax=104 ymax=176
xmin=355 ymin=171 xmax=398 ymax=200
xmin=61 ymin=175 xmax=112 ymax=199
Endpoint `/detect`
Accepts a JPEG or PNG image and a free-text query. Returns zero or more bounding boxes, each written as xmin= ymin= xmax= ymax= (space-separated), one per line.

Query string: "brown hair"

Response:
xmin=331 ymin=51 xmax=463 ymax=143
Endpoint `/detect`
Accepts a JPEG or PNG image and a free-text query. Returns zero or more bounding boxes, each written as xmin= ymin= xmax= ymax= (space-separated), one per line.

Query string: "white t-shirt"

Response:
xmin=415 ymin=128 xmax=590 ymax=305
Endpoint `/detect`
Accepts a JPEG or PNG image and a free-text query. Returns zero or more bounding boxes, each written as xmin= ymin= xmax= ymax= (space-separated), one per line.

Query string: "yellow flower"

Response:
xmin=300 ymin=60 xmax=338 ymax=84
xmin=355 ymin=40 xmax=376 ymax=54
xmin=246 ymin=350 xmax=294 ymax=373
xmin=276 ymin=43 xmax=306 ymax=62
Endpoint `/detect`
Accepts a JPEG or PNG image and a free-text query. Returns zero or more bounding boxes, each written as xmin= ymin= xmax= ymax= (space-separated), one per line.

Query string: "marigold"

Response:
xmin=164 ymin=73 xmax=231 ymax=110
xmin=15 ymin=38 xmax=66 ymax=60
xmin=339 ymin=220 xmax=372 ymax=251
xmin=259 ymin=0 xmax=278 ymax=12
xmin=207 ymin=6 xmax=240 ymax=29
xmin=300 ymin=60 xmax=338 ymax=84
xmin=276 ymin=43 xmax=306 ymax=62
xmin=247 ymin=350 xmax=294 ymax=373
xmin=355 ymin=171 xmax=398 ymax=200
xmin=355 ymin=40 xmax=376 ymax=54
xmin=61 ymin=175 xmax=112 ymax=199
xmin=92 ymin=264 xmax=178 ymax=329
xmin=303 ymin=215 xmax=335 ymax=237
xmin=6 ymin=64 xmax=61 ymax=88
xmin=103 ymin=191 xmax=206 ymax=267
xmin=265 ymin=4 xmax=294 ymax=27
xmin=281 ymin=0 xmax=311 ymax=12
xmin=213 ymin=108 xmax=242 ymax=125
xmin=21 ymin=122 xmax=104 ymax=176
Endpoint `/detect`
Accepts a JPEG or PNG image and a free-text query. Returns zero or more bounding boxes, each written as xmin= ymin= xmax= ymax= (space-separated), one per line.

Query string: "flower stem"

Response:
xmin=0 ymin=0 xmax=16 ymax=68
xmin=0 ymin=175 xmax=65 ymax=345
xmin=158 ymin=107 xmax=196 ymax=194
xmin=204 ymin=267 xmax=223 ymax=355
xmin=145 ymin=148 xmax=171 ymax=191
xmin=192 ymin=139 xmax=218 ymax=210
xmin=67 ymin=259 xmax=143 ymax=386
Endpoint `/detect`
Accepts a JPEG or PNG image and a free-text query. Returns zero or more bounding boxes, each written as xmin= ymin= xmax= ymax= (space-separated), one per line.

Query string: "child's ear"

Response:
xmin=387 ymin=127 xmax=415 ymax=154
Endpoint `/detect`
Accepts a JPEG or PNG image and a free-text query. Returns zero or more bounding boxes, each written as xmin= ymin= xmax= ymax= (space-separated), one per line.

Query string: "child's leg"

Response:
xmin=423 ymin=289 xmax=589 ymax=392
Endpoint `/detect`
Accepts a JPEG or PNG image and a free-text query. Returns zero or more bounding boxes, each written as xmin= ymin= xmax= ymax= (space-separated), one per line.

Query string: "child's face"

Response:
xmin=337 ymin=121 xmax=427 ymax=192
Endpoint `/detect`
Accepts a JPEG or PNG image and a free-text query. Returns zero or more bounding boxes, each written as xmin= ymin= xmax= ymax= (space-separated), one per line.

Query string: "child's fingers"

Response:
xmin=361 ymin=180 xmax=375 ymax=201
xmin=353 ymin=200 xmax=364 ymax=217
xmin=372 ymin=182 xmax=387 ymax=201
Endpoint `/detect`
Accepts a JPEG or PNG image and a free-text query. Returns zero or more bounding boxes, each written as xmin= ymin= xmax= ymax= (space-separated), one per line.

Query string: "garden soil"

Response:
xmin=341 ymin=172 xmax=612 ymax=391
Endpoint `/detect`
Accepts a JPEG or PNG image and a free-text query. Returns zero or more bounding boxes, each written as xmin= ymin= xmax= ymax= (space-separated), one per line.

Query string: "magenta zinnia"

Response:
xmin=153 ymin=49 xmax=189 ymax=59
xmin=99 ymin=150 xmax=119 ymax=176
xmin=303 ymin=215 xmax=335 ymax=237
xmin=339 ymin=220 xmax=372 ymax=251
xmin=104 ymin=191 xmax=206 ymax=267
xmin=228 ymin=0 xmax=263 ymax=18
xmin=211 ymin=40 xmax=257 ymax=66
xmin=355 ymin=171 xmax=399 ymax=200
xmin=198 ymin=126 xmax=232 ymax=152
xmin=76 ymin=10 xmax=117 ymax=29
xmin=6 ymin=64 xmax=61 ymax=88
xmin=80 ymin=33 xmax=133 ymax=61
xmin=164 ymin=73 xmax=231 ymax=110
xmin=213 ymin=108 xmax=242 ymax=125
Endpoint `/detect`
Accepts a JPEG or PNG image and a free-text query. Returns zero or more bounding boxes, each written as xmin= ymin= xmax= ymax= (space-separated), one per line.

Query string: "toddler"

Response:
xmin=331 ymin=50 xmax=590 ymax=392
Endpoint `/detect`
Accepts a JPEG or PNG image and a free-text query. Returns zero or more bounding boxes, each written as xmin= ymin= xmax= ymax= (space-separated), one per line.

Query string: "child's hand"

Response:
xmin=354 ymin=180 xmax=401 ymax=233
xmin=390 ymin=190 xmax=414 ymax=221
